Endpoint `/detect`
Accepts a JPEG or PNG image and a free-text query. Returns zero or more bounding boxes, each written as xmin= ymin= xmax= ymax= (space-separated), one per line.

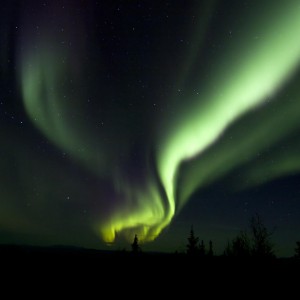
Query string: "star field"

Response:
xmin=1 ymin=0 xmax=300 ymax=256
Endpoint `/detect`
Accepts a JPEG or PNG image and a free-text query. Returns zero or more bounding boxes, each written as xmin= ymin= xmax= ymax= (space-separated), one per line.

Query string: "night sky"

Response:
xmin=1 ymin=0 xmax=300 ymax=256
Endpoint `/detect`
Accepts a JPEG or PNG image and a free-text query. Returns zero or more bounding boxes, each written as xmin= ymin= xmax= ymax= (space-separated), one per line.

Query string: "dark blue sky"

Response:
xmin=1 ymin=0 xmax=300 ymax=257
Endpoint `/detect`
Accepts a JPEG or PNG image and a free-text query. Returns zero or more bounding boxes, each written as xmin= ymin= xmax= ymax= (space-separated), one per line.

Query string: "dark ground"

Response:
xmin=1 ymin=244 xmax=299 ymax=268
xmin=1 ymin=244 xmax=298 ymax=292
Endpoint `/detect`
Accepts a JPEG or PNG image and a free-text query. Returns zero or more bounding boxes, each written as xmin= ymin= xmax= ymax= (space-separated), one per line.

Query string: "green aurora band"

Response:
xmin=19 ymin=1 xmax=300 ymax=243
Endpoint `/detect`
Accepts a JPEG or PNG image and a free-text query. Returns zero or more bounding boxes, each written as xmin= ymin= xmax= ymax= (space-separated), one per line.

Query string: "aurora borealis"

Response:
xmin=1 ymin=0 xmax=300 ymax=256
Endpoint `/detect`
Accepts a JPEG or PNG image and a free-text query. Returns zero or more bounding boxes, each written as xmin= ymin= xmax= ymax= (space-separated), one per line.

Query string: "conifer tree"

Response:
xmin=199 ymin=240 xmax=206 ymax=256
xmin=131 ymin=234 xmax=140 ymax=254
xmin=186 ymin=227 xmax=199 ymax=255
xmin=295 ymin=241 xmax=300 ymax=258
xmin=208 ymin=240 xmax=214 ymax=256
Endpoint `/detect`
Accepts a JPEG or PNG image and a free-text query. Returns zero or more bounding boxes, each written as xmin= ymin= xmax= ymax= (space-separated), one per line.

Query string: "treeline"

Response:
xmin=131 ymin=214 xmax=300 ymax=258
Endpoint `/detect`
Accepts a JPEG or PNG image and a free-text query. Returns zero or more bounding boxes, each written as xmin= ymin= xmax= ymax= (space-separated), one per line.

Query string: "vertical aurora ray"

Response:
xmin=178 ymin=91 xmax=300 ymax=206
xmin=19 ymin=35 xmax=171 ymax=242
xmin=158 ymin=0 xmax=300 ymax=216
xmin=20 ymin=45 xmax=109 ymax=176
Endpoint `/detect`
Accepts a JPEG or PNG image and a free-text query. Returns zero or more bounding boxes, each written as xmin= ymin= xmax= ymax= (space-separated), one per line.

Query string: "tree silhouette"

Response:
xmin=295 ymin=241 xmax=300 ymax=258
xmin=224 ymin=215 xmax=274 ymax=258
xmin=208 ymin=240 xmax=214 ymax=256
xmin=231 ymin=231 xmax=251 ymax=257
xmin=199 ymin=240 xmax=206 ymax=256
xmin=250 ymin=214 xmax=274 ymax=258
xmin=186 ymin=226 xmax=199 ymax=255
xmin=224 ymin=241 xmax=233 ymax=256
xmin=131 ymin=234 xmax=140 ymax=254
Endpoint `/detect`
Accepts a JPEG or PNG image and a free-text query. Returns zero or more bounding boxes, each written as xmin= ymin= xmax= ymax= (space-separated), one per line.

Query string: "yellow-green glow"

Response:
xmin=98 ymin=182 xmax=169 ymax=243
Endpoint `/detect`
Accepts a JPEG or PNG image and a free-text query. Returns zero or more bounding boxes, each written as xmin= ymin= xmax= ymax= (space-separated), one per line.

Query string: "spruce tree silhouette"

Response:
xmin=295 ymin=241 xmax=300 ymax=258
xmin=131 ymin=234 xmax=140 ymax=254
xmin=208 ymin=240 xmax=214 ymax=256
xmin=199 ymin=240 xmax=206 ymax=257
xmin=250 ymin=214 xmax=274 ymax=258
xmin=224 ymin=241 xmax=233 ymax=256
xmin=231 ymin=231 xmax=251 ymax=257
xmin=224 ymin=215 xmax=274 ymax=258
xmin=186 ymin=226 xmax=199 ymax=255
